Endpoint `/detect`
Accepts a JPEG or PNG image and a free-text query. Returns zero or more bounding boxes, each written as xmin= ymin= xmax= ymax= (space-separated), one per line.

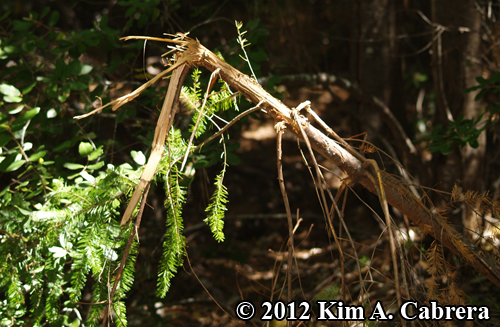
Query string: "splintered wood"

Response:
xmin=75 ymin=34 xmax=500 ymax=288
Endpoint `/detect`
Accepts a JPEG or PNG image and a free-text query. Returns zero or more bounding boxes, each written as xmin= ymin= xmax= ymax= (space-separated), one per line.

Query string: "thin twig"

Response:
xmin=276 ymin=123 xmax=294 ymax=319
xmin=363 ymin=159 xmax=404 ymax=324
xmin=292 ymin=107 xmax=368 ymax=305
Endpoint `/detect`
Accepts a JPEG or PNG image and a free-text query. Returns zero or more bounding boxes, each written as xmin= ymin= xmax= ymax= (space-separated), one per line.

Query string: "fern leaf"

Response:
xmin=86 ymin=283 xmax=106 ymax=327
xmin=113 ymin=301 xmax=128 ymax=327
xmin=204 ymin=167 xmax=229 ymax=242
xmin=114 ymin=241 xmax=138 ymax=300
xmin=157 ymin=168 xmax=187 ymax=298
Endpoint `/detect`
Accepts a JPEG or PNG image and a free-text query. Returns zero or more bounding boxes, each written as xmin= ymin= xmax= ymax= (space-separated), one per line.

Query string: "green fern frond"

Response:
xmin=113 ymin=301 xmax=128 ymax=327
xmin=190 ymin=68 xmax=202 ymax=98
xmin=86 ymin=283 xmax=106 ymax=327
xmin=162 ymin=127 xmax=188 ymax=161
xmin=114 ymin=241 xmax=138 ymax=300
xmin=69 ymin=244 xmax=90 ymax=302
xmin=181 ymin=68 xmax=202 ymax=112
xmin=190 ymin=106 xmax=209 ymax=138
xmin=7 ymin=272 xmax=25 ymax=318
xmin=208 ymin=84 xmax=233 ymax=113
xmin=157 ymin=167 xmax=187 ymax=298
xmin=181 ymin=85 xmax=200 ymax=112
xmin=28 ymin=285 xmax=44 ymax=325
xmin=45 ymin=271 xmax=63 ymax=322
xmin=204 ymin=166 xmax=228 ymax=242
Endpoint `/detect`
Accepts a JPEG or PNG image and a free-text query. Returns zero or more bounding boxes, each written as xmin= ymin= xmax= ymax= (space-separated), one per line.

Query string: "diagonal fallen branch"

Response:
xmin=76 ymin=34 xmax=500 ymax=288
xmin=177 ymin=37 xmax=500 ymax=288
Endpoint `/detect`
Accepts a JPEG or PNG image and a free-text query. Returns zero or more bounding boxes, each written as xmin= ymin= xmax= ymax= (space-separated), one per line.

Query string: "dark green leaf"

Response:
xmin=266 ymin=75 xmax=282 ymax=90
xmin=474 ymin=89 xmax=487 ymax=101
xmin=37 ymin=39 xmax=48 ymax=49
xmin=12 ymin=107 xmax=40 ymax=126
xmin=475 ymin=76 xmax=488 ymax=85
xmin=68 ymin=60 xmax=83 ymax=76
xmin=12 ymin=20 xmax=33 ymax=31
xmin=0 ymin=11 xmax=10 ymax=22
xmin=48 ymin=11 xmax=60 ymax=27
xmin=53 ymin=140 xmax=72 ymax=152
xmin=55 ymin=58 xmax=68 ymax=80
xmin=83 ymin=31 xmax=102 ymax=47
xmin=0 ymin=133 xmax=10 ymax=147
xmin=463 ymin=85 xmax=480 ymax=93
xmin=22 ymin=82 xmax=37 ymax=94
xmin=0 ymin=154 xmax=15 ymax=171
xmin=58 ymin=83 xmax=71 ymax=102
xmin=125 ymin=6 xmax=136 ymax=17
xmin=68 ymin=81 xmax=88 ymax=91
xmin=40 ymin=6 xmax=50 ymax=19
xmin=28 ymin=150 xmax=47 ymax=162
xmin=490 ymin=73 xmax=500 ymax=84
xmin=46 ymin=83 xmax=58 ymax=99
xmin=249 ymin=49 xmax=268 ymax=62
xmin=469 ymin=139 xmax=479 ymax=148
xmin=226 ymin=152 xmax=240 ymax=165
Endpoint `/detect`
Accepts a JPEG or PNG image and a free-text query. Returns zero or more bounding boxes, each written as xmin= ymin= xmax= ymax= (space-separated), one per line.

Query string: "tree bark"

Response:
xmin=431 ymin=0 xmax=485 ymax=232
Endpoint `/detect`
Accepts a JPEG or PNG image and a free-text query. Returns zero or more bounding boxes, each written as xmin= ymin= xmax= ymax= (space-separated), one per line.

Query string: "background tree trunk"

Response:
xmin=431 ymin=0 xmax=485 ymax=232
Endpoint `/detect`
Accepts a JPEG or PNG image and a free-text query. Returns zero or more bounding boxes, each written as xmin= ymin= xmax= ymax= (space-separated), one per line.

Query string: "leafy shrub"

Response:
xmin=0 ymin=5 xmax=242 ymax=325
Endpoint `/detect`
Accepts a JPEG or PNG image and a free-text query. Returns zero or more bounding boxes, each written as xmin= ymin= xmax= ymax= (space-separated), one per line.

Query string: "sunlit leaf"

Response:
xmin=88 ymin=146 xmax=103 ymax=161
xmin=80 ymin=170 xmax=95 ymax=182
xmin=78 ymin=142 xmax=93 ymax=157
xmin=87 ymin=161 xmax=104 ymax=170
xmin=131 ymin=150 xmax=146 ymax=165
xmin=48 ymin=246 xmax=67 ymax=258
xmin=63 ymin=163 xmax=84 ymax=170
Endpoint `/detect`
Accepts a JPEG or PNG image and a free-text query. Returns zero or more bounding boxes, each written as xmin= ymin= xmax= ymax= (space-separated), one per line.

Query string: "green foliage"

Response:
xmin=204 ymin=165 xmax=229 ymax=242
xmin=235 ymin=20 xmax=269 ymax=81
xmin=465 ymin=73 xmax=500 ymax=102
xmin=0 ymin=161 xmax=141 ymax=325
xmin=118 ymin=0 xmax=165 ymax=31
xmin=0 ymin=2 xmax=271 ymax=324
xmin=425 ymin=72 xmax=500 ymax=155
xmin=182 ymin=68 xmax=235 ymax=139
xmin=157 ymin=166 xmax=187 ymax=298
xmin=426 ymin=115 xmax=485 ymax=155
xmin=315 ymin=284 xmax=341 ymax=302
xmin=465 ymin=73 xmax=500 ymax=117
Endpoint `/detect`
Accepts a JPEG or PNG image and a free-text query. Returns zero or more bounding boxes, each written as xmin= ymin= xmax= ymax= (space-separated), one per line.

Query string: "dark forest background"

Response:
xmin=1 ymin=0 xmax=500 ymax=326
